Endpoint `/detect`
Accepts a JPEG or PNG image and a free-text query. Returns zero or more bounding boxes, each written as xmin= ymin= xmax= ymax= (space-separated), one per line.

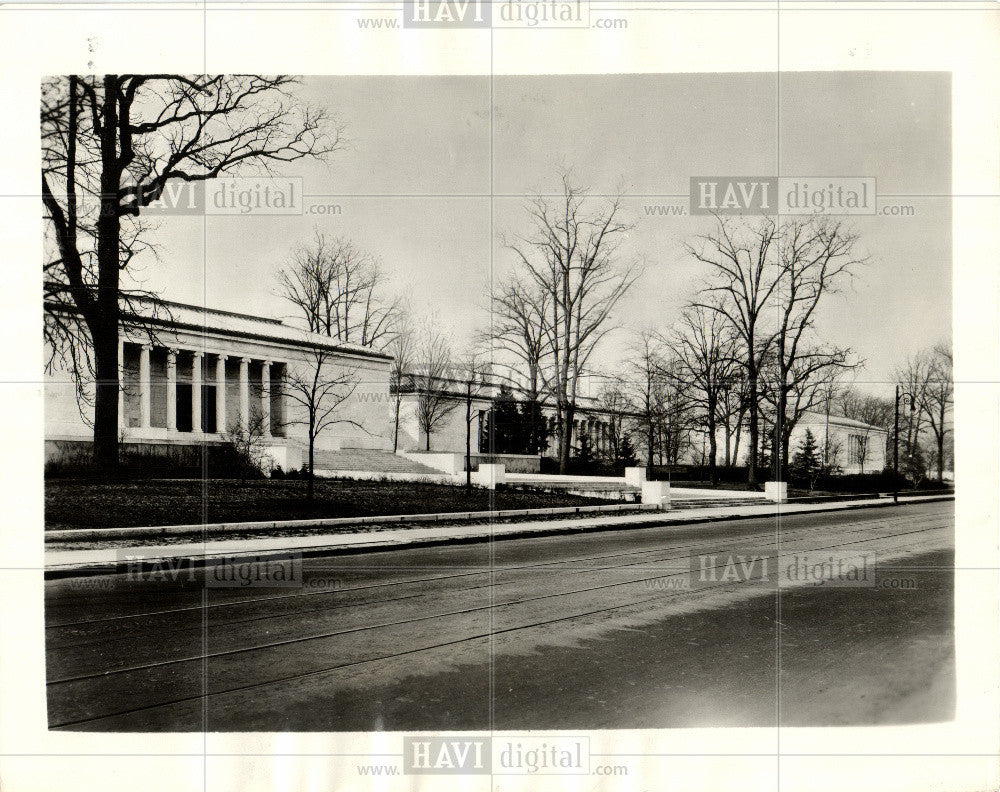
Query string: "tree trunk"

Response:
xmin=92 ymin=75 xmax=123 ymax=472
xmin=646 ymin=420 xmax=655 ymax=472
xmin=307 ymin=432 xmax=315 ymax=502
xmin=425 ymin=432 xmax=431 ymax=452
xmin=747 ymin=364 xmax=759 ymax=486
xmin=559 ymin=403 xmax=574 ymax=473
xmin=937 ymin=402 xmax=945 ymax=480
xmin=465 ymin=390 xmax=472 ymax=489
xmin=707 ymin=404 xmax=718 ymax=485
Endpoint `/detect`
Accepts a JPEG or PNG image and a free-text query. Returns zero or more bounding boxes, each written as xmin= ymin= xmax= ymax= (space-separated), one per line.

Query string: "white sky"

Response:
xmin=124 ymin=72 xmax=952 ymax=395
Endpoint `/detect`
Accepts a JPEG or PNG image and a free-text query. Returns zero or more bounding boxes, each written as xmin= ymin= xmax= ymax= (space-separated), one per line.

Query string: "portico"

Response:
xmin=119 ymin=340 xmax=287 ymax=440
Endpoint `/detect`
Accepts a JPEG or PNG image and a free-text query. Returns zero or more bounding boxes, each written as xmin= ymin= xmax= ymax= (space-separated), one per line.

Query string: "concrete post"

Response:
xmin=165 ymin=350 xmax=177 ymax=431
xmin=216 ymin=355 xmax=227 ymax=434
xmin=641 ymin=480 xmax=671 ymax=508
xmin=261 ymin=360 xmax=271 ymax=437
xmin=191 ymin=352 xmax=203 ymax=435
xmin=765 ymin=481 xmax=788 ymax=503
xmin=475 ymin=463 xmax=506 ymax=489
xmin=625 ymin=467 xmax=647 ymax=487
xmin=139 ymin=344 xmax=151 ymax=429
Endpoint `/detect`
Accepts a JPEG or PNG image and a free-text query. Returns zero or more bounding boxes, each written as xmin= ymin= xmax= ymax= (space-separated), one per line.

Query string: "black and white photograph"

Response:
xmin=1 ymin=3 xmax=999 ymax=792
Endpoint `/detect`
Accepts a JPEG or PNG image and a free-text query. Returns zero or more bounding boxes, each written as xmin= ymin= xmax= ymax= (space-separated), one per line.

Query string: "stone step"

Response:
xmin=311 ymin=449 xmax=442 ymax=476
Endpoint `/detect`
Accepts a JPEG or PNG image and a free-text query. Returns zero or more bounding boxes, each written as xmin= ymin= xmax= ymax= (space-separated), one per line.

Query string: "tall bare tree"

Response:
xmin=282 ymin=349 xmax=363 ymax=501
xmin=502 ymin=174 xmax=639 ymax=472
xmin=278 ymin=231 xmax=400 ymax=349
xmin=770 ymin=220 xmax=863 ymax=477
xmin=690 ymin=216 xmax=862 ymax=483
xmin=596 ymin=380 xmax=632 ymax=464
xmin=490 ymin=277 xmax=549 ymax=402
xmin=895 ymin=351 xmax=933 ymax=469
xmin=689 ymin=216 xmax=780 ymax=485
xmin=42 ymin=75 xmax=340 ymax=469
xmin=414 ymin=324 xmax=457 ymax=452
xmin=663 ymin=304 xmax=738 ymax=482
xmin=626 ymin=331 xmax=668 ymax=469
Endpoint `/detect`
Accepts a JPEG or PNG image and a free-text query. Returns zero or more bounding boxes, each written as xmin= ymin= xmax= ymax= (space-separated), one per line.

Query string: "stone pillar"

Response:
xmin=191 ymin=352 xmax=203 ymax=434
xmin=261 ymin=360 xmax=271 ymax=437
xmin=165 ymin=350 xmax=177 ymax=431
xmin=139 ymin=344 xmax=151 ymax=429
xmin=239 ymin=357 xmax=250 ymax=428
xmin=216 ymin=355 xmax=227 ymax=434
xmin=117 ymin=338 xmax=125 ymax=430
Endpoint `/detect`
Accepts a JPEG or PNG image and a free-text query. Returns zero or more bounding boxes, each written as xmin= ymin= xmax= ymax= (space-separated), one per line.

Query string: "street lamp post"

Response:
xmin=893 ymin=385 xmax=914 ymax=504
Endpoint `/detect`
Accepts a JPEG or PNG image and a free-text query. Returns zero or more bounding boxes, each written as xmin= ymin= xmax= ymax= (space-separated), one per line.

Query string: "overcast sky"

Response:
xmin=125 ymin=72 xmax=951 ymax=394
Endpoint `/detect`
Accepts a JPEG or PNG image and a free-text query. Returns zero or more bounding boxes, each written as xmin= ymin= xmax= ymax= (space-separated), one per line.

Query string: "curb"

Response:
xmin=43 ymin=495 xmax=954 ymax=580
xmin=45 ymin=502 xmax=663 ymax=542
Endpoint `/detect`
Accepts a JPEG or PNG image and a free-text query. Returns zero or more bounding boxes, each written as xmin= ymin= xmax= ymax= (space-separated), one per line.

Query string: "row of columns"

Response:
xmin=120 ymin=340 xmax=274 ymax=436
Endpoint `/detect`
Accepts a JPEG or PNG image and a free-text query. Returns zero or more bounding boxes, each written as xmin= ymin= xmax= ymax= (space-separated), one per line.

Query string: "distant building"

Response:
xmin=793 ymin=411 xmax=889 ymax=474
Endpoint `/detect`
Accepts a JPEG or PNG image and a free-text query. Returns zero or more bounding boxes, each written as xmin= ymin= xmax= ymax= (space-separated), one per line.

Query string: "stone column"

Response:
xmin=139 ymin=344 xmax=151 ymax=429
xmin=261 ymin=360 xmax=271 ymax=437
xmin=165 ymin=350 xmax=177 ymax=431
xmin=117 ymin=338 xmax=125 ymax=430
xmin=216 ymin=355 xmax=227 ymax=434
xmin=238 ymin=357 xmax=250 ymax=428
xmin=191 ymin=352 xmax=203 ymax=434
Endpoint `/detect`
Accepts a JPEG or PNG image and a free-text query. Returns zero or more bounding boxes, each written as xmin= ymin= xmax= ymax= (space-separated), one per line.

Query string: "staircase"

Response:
xmin=311 ymin=449 xmax=444 ymax=476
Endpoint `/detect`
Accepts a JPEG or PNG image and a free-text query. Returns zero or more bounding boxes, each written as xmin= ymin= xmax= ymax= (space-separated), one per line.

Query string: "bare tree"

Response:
xmin=663 ymin=304 xmax=738 ymax=482
xmin=42 ymin=74 xmax=340 ymax=469
xmin=503 ymin=174 xmax=640 ymax=472
xmin=387 ymin=314 xmax=415 ymax=453
xmin=690 ymin=216 xmax=862 ymax=483
xmin=414 ymin=324 xmax=457 ymax=452
xmin=278 ymin=231 xmax=400 ymax=349
xmin=689 ymin=216 xmax=781 ymax=485
xmin=490 ymin=277 xmax=550 ymax=402
xmin=625 ymin=331 xmax=668 ymax=470
xmin=770 ymin=219 xmax=864 ymax=477
xmin=223 ymin=412 xmax=269 ymax=483
xmin=921 ymin=342 xmax=954 ymax=480
xmin=282 ymin=348 xmax=363 ymax=501
xmin=895 ymin=351 xmax=933 ymax=468
xmin=761 ymin=343 xmax=856 ymax=476
xmin=596 ymin=380 xmax=632 ymax=464
xmin=455 ymin=350 xmax=493 ymax=487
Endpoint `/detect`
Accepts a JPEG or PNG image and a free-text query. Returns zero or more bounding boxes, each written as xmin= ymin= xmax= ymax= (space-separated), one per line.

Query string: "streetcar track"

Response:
xmin=50 ymin=526 xmax=950 ymax=732
xmin=45 ymin=514 xmax=942 ymax=652
xmin=47 ymin=524 xmax=945 ymax=686
xmin=45 ymin=510 xmax=939 ymax=631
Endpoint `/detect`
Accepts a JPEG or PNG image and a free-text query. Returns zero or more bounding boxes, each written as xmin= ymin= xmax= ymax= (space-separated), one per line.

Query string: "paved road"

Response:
xmin=45 ymin=501 xmax=954 ymax=731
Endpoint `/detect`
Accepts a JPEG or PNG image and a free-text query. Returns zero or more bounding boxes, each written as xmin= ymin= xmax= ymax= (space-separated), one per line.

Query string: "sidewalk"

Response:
xmin=44 ymin=494 xmax=952 ymax=578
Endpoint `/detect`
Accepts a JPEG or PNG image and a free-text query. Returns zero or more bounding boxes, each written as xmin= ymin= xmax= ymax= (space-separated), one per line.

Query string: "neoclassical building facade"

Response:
xmin=45 ymin=300 xmax=394 ymax=470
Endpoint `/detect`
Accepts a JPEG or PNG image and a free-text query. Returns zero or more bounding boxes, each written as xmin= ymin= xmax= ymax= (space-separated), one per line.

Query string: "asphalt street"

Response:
xmin=45 ymin=500 xmax=955 ymax=731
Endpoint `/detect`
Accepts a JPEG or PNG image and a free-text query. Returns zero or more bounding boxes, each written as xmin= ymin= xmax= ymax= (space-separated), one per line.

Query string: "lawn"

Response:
xmin=45 ymin=478 xmax=618 ymax=530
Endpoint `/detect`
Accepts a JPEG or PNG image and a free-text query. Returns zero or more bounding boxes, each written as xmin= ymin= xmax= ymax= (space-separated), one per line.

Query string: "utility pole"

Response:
xmin=465 ymin=378 xmax=473 ymax=489
xmin=894 ymin=385 xmax=913 ymax=504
